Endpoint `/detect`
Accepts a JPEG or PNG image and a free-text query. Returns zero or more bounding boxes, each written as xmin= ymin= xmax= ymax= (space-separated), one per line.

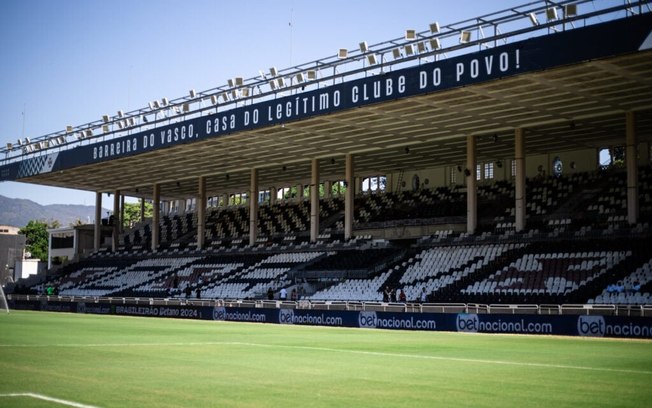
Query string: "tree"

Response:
xmin=122 ymin=201 xmax=153 ymax=229
xmin=19 ymin=220 xmax=50 ymax=261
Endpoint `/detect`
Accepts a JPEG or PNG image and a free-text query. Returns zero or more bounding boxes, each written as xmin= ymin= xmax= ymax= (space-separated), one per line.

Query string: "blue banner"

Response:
xmin=1 ymin=13 xmax=651 ymax=181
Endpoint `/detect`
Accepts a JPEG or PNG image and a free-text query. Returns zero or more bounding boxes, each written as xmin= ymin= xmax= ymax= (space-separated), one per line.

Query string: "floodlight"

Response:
xmin=58 ymin=136 xmax=66 ymax=144
xmin=17 ymin=139 xmax=22 ymax=146
xmin=459 ymin=30 xmax=471 ymax=43
xmin=129 ymin=117 xmax=136 ymax=126
xmin=307 ymin=70 xmax=317 ymax=80
xmin=269 ymin=80 xmax=278 ymax=90
xmin=189 ymin=89 xmax=196 ymax=98
xmin=429 ymin=38 xmax=441 ymax=50
xmin=33 ymin=142 xmax=40 ymax=151
xmin=102 ymin=125 xmax=109 ymax=133
xmin=564 ymin=4 xmax=577 ymax=17
xmin=161 ymin=97 xmax=169 ymax=106
xmin=211 ymin=95 xmax=218 ymax=105
xmin=258 ymin=70 xmax=267 ymax=79
xmin=25 ymin=137 xmax=30 ymax=144
xmin=66 ymin=125 xmax=73 ymax=133
xmin=6 ymin=143 xmax=13 ymax=150
xmin=404 ymin=44 xmax=414 ymax=55
xmin=235 ymin=77 xmax=244 ymax=86
xmin=182 ymin=103 xmax=190 ymax=112
xmin=228 ymin=78 xmax=235 ymax=87
xmin=417 ymin=42 xmax=427 ymax=53
xmin=277 ymin=77 xmax=285 ymax=87
xmin=148 ymin=101 xmax=156 ymax=110
xmin=359 ymin=41 xmax=368 ymax=53
xmin=296 ymin=72 xmax=305 ymax=83
xmin=528 ymin=12 xmax=539 ymax=26
xmin=430 ymin=22 xmax=440 ymax=34
xmin=85 ymin=129 xmax=93 ymax=137
xmin=230 ymin=90 xmax=237 ymax=99
xmin=392 ymin=48 xmax=402 ymax=59
xmin=153 ymin=100 xmax=161 ymax=109
xmin=546 ymin=7 xmax=558 ymax=21
xmin=269 ymin=67 xmax=278 ymax=77
xmin=367 ymin=54 xmax=378 ymax=65
xmin=117 ymin=121 xmax=124 ymax=129
xmin=338 ymin=48 xmax=348 ymax=59
xmin=102 ymin=115 xmax=109 ymax=123
xmin=117 ymin=110 xmax=124 ymax=118
xmin=241 ymin=88 xmax=250 ymax=97
xmin=405 ymin=29 xmax=416 ymax=40
xmin=76 ymin=132 xmax=84 ymax=140
xmin=221 ymin=92 xmax=229 ymax=102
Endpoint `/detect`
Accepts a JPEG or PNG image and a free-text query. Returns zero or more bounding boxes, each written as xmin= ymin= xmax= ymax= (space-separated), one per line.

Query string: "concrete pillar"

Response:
xmin=270 ymin=187 xmax=277 ymax=205
xmin=197 ymin=176 xmax=206 ymax=249
xmin=297 ymin=184 xmax=304 ymax=201
xmin=120 ymin=195 xmax=125 ymax=233
xmin=324 ymin=180 xmax=332 ymax=199
xmin=310 ymin=159 xmax=320 ymax=243
xmin=94 ymin=192 xmax=102 ymax=251
xmin=466 ymin=136 xmax=477 ymax=234
xmin=140 ymin=198 xmax=146 ymax=222
xmin=626 ymin=112 xmax=639 ymax=225
xmin=515 ymin=128 xmax=527 ymax=231
xmin=152 ymin=184 xmax=160 ymax=251
xmin=249 ymin=169 xmax=259 ymax=246
xmin=344 ymin=154 xmax=354 ymax=240
xmin=112 ymin=190 xmax=120 ymax=251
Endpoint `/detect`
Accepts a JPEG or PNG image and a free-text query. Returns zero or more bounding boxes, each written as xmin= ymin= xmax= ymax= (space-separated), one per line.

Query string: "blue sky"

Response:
xmin=0 ymin=0 xmax=526 ymax=206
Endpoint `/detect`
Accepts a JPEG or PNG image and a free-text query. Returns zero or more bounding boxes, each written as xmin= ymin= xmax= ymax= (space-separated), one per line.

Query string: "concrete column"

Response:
xmin=626 ymin=112 xmax=639 ymax=225
xmin=152 ymin=184 xmax=160 ymax=251
xmin=515 ymin=128 xmax=527 ymax=231
xmin=197 ymin=176 xmax=206 ymax=249
xmin=140 ymin=198 xmax=146 ymax=222
xmin=249 ymin=168 xmax=259 ymax=246
xmin=324 ymin=180 xmax=332 ymax=198
xmin=112 ymin=190 xmax=120 ymax=251
xmin=310 ymin=158 xmax=320 ymax=243
xmin=270 ymin=187 xmax=277 ymax=205
xmin=297 ymin=184 xmax=304 ymax=201
xmin=466 ymin=136 xmax=477 ymax=234
xmin=344 ymin=154 xmax=354 ymax=240
xmin=120 ymin=195 xmax=125 ymax=233
xmin=94 ymin=192 xmax=102 ymax=251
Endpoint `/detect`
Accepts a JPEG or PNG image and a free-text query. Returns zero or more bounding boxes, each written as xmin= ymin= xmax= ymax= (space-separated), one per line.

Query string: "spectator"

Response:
xmin=195 ymin=287 xmax=201 ymax=299
xmin=184 ymin=285 xmax=192 ymax=299
xmin=399 ymin=289 xmax=406 ymax=303
xmin=280 ymin=287 xmax=287 ymax=301
xmin=291 ymin=288 xmax=298 ymax=301
xmin=420 ymin=287 xmax=427 ymax=303
xmin=267 ymin=287 xmax=274 ymax=300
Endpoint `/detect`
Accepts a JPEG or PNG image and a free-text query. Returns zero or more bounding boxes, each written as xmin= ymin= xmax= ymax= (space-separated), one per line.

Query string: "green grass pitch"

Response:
xmin=0 ymin=311 xmax=651 ymax=407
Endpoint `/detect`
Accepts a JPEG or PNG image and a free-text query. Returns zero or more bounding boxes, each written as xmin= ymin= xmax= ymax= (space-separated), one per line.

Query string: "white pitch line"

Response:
xmin=0 ymin=392 xmax=100 ymax=408
xmin=1 ymin=340 xmax=651 ymax=376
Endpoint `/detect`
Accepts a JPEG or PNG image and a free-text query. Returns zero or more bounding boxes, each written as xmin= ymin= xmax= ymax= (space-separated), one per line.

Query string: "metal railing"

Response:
xmin=7 ymin=294 xmax=651 ymax=316
xmin=2 ymin=0 xmax=649 ymax=164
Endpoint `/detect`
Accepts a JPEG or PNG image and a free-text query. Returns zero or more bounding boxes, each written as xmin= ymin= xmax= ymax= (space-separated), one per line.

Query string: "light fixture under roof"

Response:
xmin=102 ymin=125 xmax=109 ymax=133
xmin=210 ymin=95 xmax=218 ymax=105
xmin=405 ymin=29 xmax=416 ymax=40
xmin=459 ymin=30 xmax=471 ymax=44
xmin=338 ymin=48 xmax=348 ymax=59
xmin=429 ymin=22 xmax=440 ymax=34
xmin=66 ymin=125 xmax=73 ymax=133
xmin=359 ymin=41 xmax=368 ymax=53
xmin=417 ymin=41 xmax=427 ymax=53
xmin=227 ymin=78 xmax=234 ymax=87
xmin=528 ymin=12 xmax=539 ymax=26
xmin=392 ymin=48 xmax=402 ymax=59
xmin=546 ymin=7 xmax=558 ymax=21
xmin=152 ymin=100 xmax=161 ymax=109
xmin=296 ymin=72 xmax=305 ymax=83
xmin=189 ymin=89 xmax=196 ymax=98
xmin=117 ymin=110 xmax=124 ymax=118
xmin=85 ymin=129 xmax=93 ymax=137
xmin=564 ymin=4 xmax=577 ymax=17
xmin=269 ymin=67 xmax=278 ymax=77
xmin=306 ymin=70 xmax=317 ymax=80
xmin=367 ymin=54 xmax=378 ymax=65
xmin=161 ymin=97 xmax=169 ymax=106
xmin=102 ymin=115 xmax=109 ymax=123
xmin=404 ymin=44 xmax=414 ymax=55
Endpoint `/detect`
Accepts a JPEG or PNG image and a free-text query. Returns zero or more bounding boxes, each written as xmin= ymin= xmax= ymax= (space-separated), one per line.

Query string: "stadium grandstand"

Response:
xmin=2 ymin=0 xmax=652 ymax=329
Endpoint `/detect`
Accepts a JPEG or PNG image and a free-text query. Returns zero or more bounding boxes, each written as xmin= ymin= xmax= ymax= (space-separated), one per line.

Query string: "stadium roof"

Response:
xmin=2 ymin=0 xmax=652 ymax=200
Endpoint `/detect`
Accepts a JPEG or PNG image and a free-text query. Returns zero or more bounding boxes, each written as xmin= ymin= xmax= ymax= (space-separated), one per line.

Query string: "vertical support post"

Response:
xmin=515 ymin=128 xmax=527 ymax=232
xmin=140 ymin=198 xmax=145 ymax=222
xmin=250 ymin=168 xmax=259 ymax=246
xmin=310 ymin=158 xmax=320 ymax=243
xmin=112 ymin=190 xmax=120 ymax=252
xmin=466 ymin=135 xmax=477 ymax=234
xmin=344 ymin=153 xmax=354 ymax=240
xmin=197 ymin=176 xmax=206 ymax=249
xmin=626 ymin=111 xmax=639 ymax=225
xmin=120 ymin=195 xmax=125 ymax=233
xmin=152 ymin=184 xmax=160 ymax=252
xmin=94 ymin=192 xmax=102 ymax=251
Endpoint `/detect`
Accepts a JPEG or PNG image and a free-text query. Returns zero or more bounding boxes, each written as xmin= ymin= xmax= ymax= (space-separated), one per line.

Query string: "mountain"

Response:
xmin=0 ymin=195 xmax=108 ymax=228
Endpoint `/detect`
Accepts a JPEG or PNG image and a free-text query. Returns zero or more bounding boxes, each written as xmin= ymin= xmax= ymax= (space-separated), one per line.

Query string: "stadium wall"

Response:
xmin=9 ymin=298 xmax=652 ymax=339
